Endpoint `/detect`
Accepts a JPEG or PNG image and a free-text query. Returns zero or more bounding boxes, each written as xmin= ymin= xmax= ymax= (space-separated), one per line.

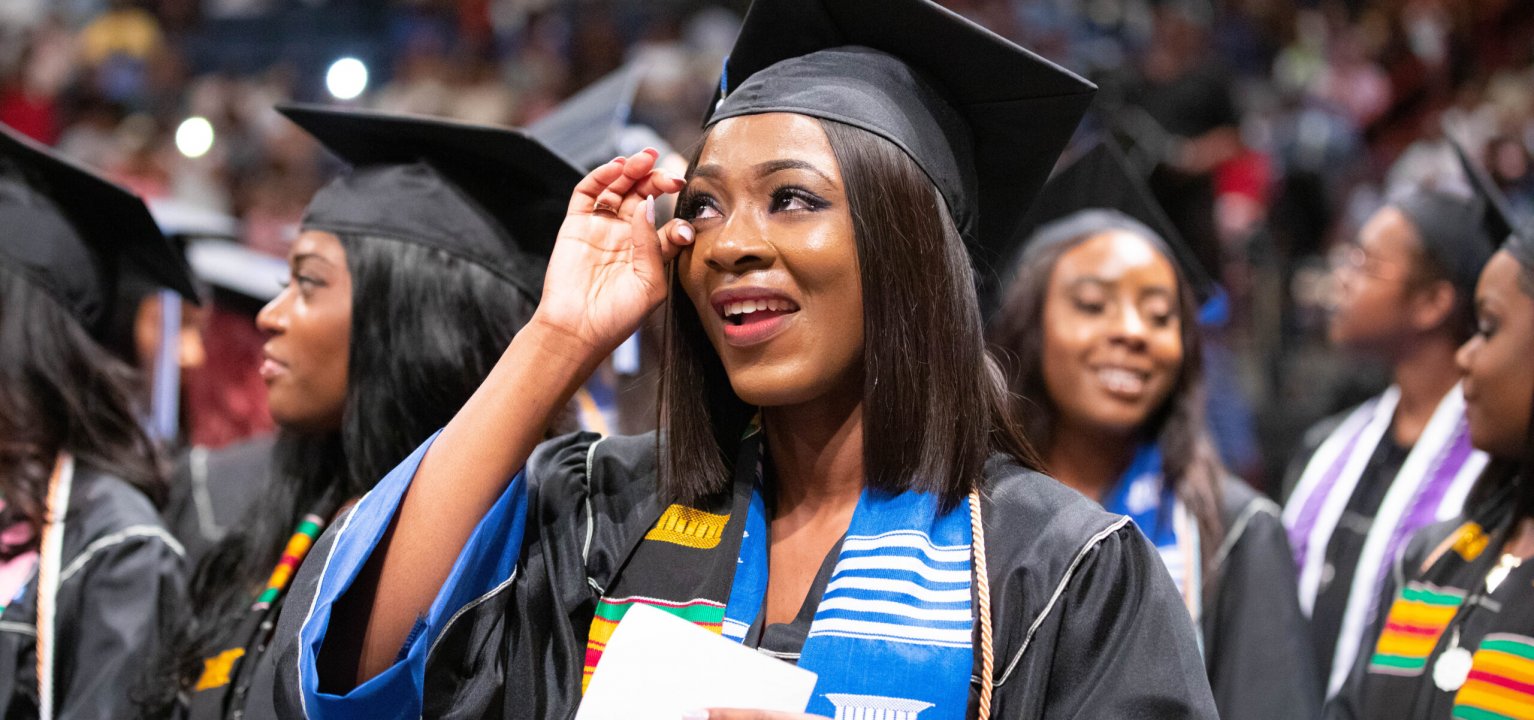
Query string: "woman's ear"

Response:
xmin=1409 ymin=278 xmax=1459 ymax=333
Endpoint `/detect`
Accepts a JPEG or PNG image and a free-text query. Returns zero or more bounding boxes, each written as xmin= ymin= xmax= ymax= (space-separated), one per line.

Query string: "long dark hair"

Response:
xmin=143 ymin=233 xmax=540 ymax=714
xmin=660 ymin=118 xmax=1040 ymax=511
xmin=987 ymin=213 xmax=1227 ymax=564
xmin=0 ymin=264 xmax=166 ymax=531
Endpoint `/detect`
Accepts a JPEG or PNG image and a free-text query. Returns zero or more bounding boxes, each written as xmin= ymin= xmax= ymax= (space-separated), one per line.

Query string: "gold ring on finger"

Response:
xmin=592 ymin=200 xmax=618 ymax=216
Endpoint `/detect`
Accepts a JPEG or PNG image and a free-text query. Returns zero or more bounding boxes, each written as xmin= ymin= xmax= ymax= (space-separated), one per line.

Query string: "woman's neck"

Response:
xmin=1046 ymin=421 xmax=1137 ymax=504
xmin=762 ymin=389 xmax=865 ymax=517
xmin=1390 ymin=333 xmax=1462 ymax=447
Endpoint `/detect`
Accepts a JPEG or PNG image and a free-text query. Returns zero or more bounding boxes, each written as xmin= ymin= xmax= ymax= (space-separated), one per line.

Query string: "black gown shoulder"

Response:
xmin=0 ymin=466 xmax=188 ymax=720
xmin=1202 ymin=474 xmax=1323 ymax=720
xmin=978 ymin=455 xmax=1219 ymax=719
xmin=163 ymin=435 xmax=277 ymax=567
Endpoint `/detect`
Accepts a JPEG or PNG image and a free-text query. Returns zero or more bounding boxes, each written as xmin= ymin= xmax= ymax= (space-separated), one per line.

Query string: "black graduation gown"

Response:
xmin=1326 ymin=494 xmax=1534 ymax=720
xmin=1203 ymin=478 xmax=1323 ymax=719
xmin=178 ymin=594 xmax=287 ymax=720
xmin=270 ymin=432 xmax=1217 ymax=719
xmin=0 ymin=466 xmax=188 ymax=719
xmin=163 ymin=435 xmax=276 ymax=567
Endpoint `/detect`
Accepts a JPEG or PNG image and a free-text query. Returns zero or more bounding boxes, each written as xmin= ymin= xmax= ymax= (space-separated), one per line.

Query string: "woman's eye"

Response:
xmin=769 ymin=186 xmax=827 ymax=213
xmin=1477 ymin=318 xmax=1497 ymax=338
xmin=680 ymin=194 xmax=721 ymax=221
xmin=1071 ymin=298 xmax=1106 ymax=314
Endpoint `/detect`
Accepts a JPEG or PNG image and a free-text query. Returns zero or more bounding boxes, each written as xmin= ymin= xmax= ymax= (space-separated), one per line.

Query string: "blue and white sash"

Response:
xmin=1103 ymin=445 xmax=1203 ymax=624
xmin=720 ymin=440 xmax=974 ymax=720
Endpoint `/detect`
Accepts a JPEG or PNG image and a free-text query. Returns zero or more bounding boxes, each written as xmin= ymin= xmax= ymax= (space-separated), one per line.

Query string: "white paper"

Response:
xmin=576 ymin=603 xmax=818 ymax=720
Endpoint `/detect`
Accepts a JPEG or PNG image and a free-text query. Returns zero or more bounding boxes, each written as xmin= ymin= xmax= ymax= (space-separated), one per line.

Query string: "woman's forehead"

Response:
xmin=290 ymin=229 xmax=345 ymax=260
xmin=1054 ymin=230 xmax=1177 ymax=284
xmin=697 ymin=113 xmax=839 ymax=175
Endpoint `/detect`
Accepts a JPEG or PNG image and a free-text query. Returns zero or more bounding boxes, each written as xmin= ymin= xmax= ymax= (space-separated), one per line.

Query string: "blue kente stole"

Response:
xmin=590 ymin=428 xmax=975 ymax=720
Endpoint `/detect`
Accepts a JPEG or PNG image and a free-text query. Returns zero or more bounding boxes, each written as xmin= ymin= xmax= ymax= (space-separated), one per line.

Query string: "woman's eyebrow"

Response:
xmin=291 ymin=252 xmax=333 ymax=268
xmin=753 ymin=158 xmax=833 ymax=183
xmin=690 ymin=159 xmax=835 ymax=185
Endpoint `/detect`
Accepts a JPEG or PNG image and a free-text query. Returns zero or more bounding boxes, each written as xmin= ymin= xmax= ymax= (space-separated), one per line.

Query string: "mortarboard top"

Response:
xmin=702 ymin=0 xmax=1096 ymax=270
xmin=0 ymin=122 xmax=197 ymax=339
xmin=1447 ymin=133 xmax=1518 ymax=248
xmin=1005 ymin=137 xmax=1217 ymax=303
xmin=277 ymin=104 xmax=584 ymax=301
xmin=1444 ymin=131 xmax=1534 ymax=280
xmin=529 ymin=62 xmax=673 ymax=172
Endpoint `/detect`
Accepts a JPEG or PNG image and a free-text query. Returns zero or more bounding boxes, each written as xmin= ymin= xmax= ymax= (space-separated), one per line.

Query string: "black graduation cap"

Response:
xmin=528 ymin=62 xmax=672 ymax=172
xmin=277 ymin=104 xmax=584 ymax=301
xmin=703 ymin=0 xmax=1096 ymax=265
xmin=0 ymin=122 xmax=197 ymax=338
xmin=1004 ymin=137 xmax=1216 ymax=302
xmin=1447 ymin=134 xmax=1517 ymax=247
xmin=1378 ymin=133 xmax=1504 ymax=299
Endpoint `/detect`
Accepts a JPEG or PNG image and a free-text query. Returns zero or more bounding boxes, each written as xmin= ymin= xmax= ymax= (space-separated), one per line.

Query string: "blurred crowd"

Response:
xmin=2 ymin=0 xmax=1532 ymax=493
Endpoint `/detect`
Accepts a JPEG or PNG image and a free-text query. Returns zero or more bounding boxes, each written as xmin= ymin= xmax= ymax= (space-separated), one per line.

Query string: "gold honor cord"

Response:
xmin=970 ymin=487 xmax=993 ymax=720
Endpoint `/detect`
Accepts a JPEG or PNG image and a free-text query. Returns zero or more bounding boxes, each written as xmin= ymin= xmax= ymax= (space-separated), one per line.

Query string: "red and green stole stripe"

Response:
xmin=582 ymin=595 xmax=727 ymax=692
xmin=1368 ymin=582 xmax=1467 ymax=676
xmin=1452 ymin=633 xmax=1534 ymax=720
xmin=252 ymin=514 xmax=325 ymax=611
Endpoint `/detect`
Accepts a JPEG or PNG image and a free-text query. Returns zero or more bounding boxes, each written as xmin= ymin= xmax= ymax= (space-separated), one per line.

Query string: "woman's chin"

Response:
xmin=726 ymin=367 xmax=842 ymax=411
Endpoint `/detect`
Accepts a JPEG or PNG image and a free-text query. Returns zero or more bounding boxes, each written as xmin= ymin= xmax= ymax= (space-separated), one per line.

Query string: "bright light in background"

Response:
xmin=326 ymin=57 xmax=369 ymax=100
xmin=175 ymin=116 xmax=214 ymax=158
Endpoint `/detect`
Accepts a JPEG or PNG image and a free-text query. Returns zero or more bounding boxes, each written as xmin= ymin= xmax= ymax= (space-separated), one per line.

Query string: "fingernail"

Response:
xmin=680 ymin=711 xmax=709 ymax=720
xmin=645 ymin=195 xmax=656 ymax=224
xmin=676 ymin=223 xmax=694 ymax=243
xmin=612 ymin=156 xmax=626 ymax=164
xmin=644 ymin=147 xmax=659 ymax=157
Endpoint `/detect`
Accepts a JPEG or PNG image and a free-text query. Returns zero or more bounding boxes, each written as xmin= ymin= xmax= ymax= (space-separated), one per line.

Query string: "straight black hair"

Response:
xmin=0 ymin=264 xmax=165 ymax=531
xmin=143 ymin=233 xmax=540 ymax=714
xmin=659 ymin=118 xmax=1041 ymax=511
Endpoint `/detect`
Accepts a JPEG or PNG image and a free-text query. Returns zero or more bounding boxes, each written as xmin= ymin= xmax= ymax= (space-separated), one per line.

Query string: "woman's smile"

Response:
xmin=711 ymin=286 xmax=803 ymax=346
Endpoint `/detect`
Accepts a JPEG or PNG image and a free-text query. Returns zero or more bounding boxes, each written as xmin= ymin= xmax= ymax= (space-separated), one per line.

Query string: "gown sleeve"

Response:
xmin=1203 ymin=498 xmax=1323 ymax=720
xmin=278 ymin=430 xmax=597 ymax=720
xmin=990 ymin=520 xmax=1220 ymax=719
xmin=56 ymin=530 xmax=187 ymax=720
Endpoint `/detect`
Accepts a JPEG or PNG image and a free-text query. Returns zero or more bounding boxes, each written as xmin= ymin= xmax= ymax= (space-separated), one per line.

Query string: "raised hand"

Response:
xmin=536 ymin=148 xmax=692 ymax=357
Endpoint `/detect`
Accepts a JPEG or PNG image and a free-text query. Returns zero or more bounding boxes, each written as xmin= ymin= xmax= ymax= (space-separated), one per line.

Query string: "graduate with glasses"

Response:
xmin=1327 ymin=140 xmax=1534 ymax=720
xmin=1284 ymin=139 xmax=1506 ymax=698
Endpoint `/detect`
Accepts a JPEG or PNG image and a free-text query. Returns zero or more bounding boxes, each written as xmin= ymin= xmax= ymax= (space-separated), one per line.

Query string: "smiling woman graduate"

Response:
xmin=0 ymin=123 xmax=192 ymax=720
xmin=269 ymin=1 xmax=1218 ymax=719
xmin=989 ymin=139 xmax=1320 ymax=720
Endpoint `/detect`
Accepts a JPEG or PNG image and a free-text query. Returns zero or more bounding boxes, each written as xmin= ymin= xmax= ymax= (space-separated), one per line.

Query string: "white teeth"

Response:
xmin=1097 ymin=368 xmax=1147 ymax=395
xmin=723 ymin=299 xmax=794 ymax=318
